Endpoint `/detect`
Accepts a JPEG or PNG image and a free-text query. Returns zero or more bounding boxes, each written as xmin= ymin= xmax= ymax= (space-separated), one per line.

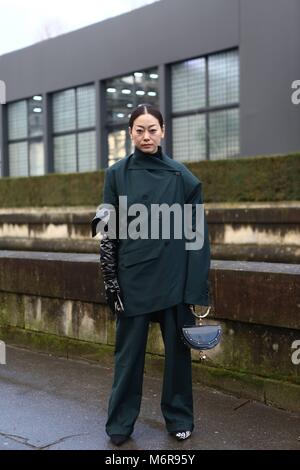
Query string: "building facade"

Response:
xmin=0 ymin=0 xmax=299 ymax=177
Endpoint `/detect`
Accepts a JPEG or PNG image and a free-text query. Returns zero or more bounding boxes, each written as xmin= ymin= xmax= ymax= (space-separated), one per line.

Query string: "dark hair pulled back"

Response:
xmin=128 ymin=103 xmax=164 ymax=129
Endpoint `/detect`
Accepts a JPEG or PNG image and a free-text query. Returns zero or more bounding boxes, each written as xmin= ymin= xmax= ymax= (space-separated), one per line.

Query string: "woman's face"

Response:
xmin=129 ymin=113 xmax=165 ymax=154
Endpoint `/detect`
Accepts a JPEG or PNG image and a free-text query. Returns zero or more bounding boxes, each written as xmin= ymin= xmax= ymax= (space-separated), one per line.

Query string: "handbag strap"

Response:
xmin=190 ymin=305 xmax=211 ymax=320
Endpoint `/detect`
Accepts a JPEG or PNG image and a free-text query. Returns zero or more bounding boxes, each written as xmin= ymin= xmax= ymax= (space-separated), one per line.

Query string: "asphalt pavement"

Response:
xmin=0 ymin=345 xmax=299 ymax=450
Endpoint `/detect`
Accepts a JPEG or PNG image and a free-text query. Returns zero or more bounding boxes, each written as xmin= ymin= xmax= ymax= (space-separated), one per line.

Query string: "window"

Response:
xmin=172 ymin=58 xmax=206 ymax=113
xmin=209 ymin=109 xmax=239 ymax=160
xmin=108 ymin=130 xmax=128 ymax=167
xmin=172 ymin=114 xmax=206 ymax=162
xmin=7 ymin=96 xmax=44 ymax=176
xmin=208 ymin=51 xmax=239 ymax=106
xmin=105 ymin=68 xmax=159 ymax=165
xmin=52 ymin=85 xmax=96 ymax=173
xmin=171 ymin=49 xmax=239 ymax=161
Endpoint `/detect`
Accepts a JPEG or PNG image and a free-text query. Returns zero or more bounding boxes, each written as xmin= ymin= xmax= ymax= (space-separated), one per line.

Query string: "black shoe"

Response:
xmin=171 ymin=430 xmax=192 ymax=441
xmin=110 ymin=434 xmax=130 ymax=446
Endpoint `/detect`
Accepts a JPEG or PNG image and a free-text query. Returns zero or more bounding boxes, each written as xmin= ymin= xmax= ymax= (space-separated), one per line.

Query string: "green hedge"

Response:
xmin=0 ymin=153 xmax=299 ymax=207
xmin=188 ymin=153 xmax=300 ymax=203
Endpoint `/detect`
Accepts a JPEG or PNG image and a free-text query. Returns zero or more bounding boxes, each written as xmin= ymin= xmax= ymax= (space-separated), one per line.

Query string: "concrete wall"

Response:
xmin=239 ymin=0 xmax=300 ymax=156
xmin=0 ymin=251 xmax=299 ymax=411
xmin=0 ymin=203 xmax=299 ymax=263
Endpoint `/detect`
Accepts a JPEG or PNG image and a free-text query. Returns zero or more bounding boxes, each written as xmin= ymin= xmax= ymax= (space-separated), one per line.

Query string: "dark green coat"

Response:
xmin=102 ymin=146 xmax=211 ymax=317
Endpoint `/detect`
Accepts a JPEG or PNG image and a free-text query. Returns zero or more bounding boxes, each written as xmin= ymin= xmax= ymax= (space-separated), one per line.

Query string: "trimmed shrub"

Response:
xmin=0 ymin=153 xmax=299 ymax=207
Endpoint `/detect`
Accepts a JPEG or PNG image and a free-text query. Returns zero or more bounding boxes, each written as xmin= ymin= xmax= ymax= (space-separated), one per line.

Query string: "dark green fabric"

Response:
xmin=134 ymin=146 xmax=163 ymax=160
xmin=102 ymin=146 xmax=211 ymax=317
xmin=105 ymin=303 xmax=196 ymax=436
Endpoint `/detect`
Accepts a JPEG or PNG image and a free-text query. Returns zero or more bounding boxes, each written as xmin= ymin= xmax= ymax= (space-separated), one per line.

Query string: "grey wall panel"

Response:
xmin=0 ymin=0 xmax=239 ymax=102
xmin=240 ymin=0 xmax=300 ymax=156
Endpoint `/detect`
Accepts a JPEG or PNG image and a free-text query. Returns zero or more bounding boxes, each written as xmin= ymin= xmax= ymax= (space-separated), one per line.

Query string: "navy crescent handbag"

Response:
xmin=181 ymin=306 xmax=222 ymax=351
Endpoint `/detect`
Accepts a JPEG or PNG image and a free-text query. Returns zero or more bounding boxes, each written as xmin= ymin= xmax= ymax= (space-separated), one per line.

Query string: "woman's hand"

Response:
xmin=104 ymin=282 xmax=124 ymax=316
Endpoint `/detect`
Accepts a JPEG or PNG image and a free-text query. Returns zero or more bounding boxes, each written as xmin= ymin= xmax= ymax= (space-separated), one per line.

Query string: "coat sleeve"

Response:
xmin=102 ymin=168 xmax=120 ymax=238
xmin=183 ymin=182 xmax=211 ymax=306
xmin=103 ymin=168 xmax=118 ymax=208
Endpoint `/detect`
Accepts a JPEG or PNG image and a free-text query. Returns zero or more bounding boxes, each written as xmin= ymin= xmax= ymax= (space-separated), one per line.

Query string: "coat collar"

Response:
xmin=128 ymin=145 xmax=176 ymax=171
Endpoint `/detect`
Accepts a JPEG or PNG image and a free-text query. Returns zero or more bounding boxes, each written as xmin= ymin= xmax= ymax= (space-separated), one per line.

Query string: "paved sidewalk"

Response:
xmin=0 ymin=345 xmax=299 ymax=450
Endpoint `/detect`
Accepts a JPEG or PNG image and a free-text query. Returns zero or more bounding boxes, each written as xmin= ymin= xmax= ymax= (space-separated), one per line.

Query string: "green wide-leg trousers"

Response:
xmin=105 ymin=302 xmax=195 ymax=437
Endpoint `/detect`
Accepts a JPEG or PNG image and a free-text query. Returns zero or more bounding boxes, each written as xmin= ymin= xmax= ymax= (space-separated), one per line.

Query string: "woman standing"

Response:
xmin=98 ymin=104 xmax=211 ymax=446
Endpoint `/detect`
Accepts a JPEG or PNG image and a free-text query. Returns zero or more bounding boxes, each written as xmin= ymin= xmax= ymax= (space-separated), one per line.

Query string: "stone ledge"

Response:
xmin=0 ymin=251 xmax=299 ymax=329
xmin=0 ymin=205 xmax=299 ymax=227
xmin=0 ymin=239 xmax=299 ymax=264
xmin=0 ymin=237 xmax=98 ymax=254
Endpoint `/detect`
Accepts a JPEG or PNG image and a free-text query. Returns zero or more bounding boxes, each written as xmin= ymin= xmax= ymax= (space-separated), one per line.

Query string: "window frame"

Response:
xmin=7 ymin=96 xmax=44 ymax=176
xmin=170 ymin=47 xmax=240 ymax=161
xmin=52 ymin=83 xmax=96 ymax=173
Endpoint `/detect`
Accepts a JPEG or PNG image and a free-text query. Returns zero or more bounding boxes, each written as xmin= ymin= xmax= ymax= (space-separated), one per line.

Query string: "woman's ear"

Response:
xmin=128 ymin=127 xmax=133 ymax=139
xmin=161 ymin=125 xmax=166 ymax=139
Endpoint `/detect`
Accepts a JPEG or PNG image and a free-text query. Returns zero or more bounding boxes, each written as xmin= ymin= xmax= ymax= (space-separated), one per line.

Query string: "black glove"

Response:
xmin=99 ymin=235 xmax=124 ymax=316
xmin=91 ymin=205 xmax=124 ymax=316
xmin=104 ymin=281 xmax=124 ymax=316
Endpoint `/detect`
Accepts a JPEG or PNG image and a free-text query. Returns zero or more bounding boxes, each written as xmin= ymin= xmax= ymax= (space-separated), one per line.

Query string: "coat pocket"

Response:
xmin=120 ymin=242 xmax=164 ymax=268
